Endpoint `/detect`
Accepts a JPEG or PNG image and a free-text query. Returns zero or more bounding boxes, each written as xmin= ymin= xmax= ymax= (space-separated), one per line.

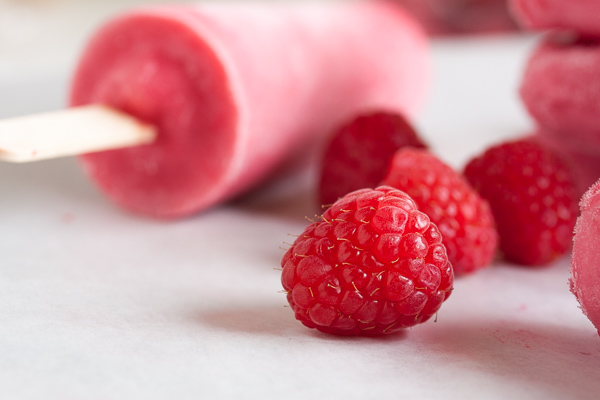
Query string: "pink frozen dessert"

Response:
xmin=570 ymin=179 xmax=600 ymax=336
xmin=520 ymin=35 xmax=600 ymax=154
xmin=70 ymin=1 xmax=429 ymax=218
xmin=510 ymin=0 xmax=600 ymax=37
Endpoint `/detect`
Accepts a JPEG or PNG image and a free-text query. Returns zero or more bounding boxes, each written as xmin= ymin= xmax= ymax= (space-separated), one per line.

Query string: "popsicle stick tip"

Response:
xmin=0 ymin=105 xmax=157 ymax=163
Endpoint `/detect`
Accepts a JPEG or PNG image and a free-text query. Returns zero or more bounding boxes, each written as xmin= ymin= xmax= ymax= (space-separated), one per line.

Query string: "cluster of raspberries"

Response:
xmin=280 ymin=0 xmax=600 ymax=338
xmin=281 ymin=111 xmax=579 ymax=336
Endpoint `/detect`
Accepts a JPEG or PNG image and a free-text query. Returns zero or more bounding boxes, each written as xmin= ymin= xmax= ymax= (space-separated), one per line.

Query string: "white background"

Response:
xmin=1 ymin=1 xmax=599 ymax=399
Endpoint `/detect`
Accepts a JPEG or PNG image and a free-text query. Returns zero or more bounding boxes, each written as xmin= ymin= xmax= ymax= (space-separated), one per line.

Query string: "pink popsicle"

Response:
xmin=70 ymin=1 xmax=428 ymax=219
xmin=510 ymin=0 xmax=600 ymax=37
xmin=520 ymin=35 xmax=600 ymax=153
xmin=570 ymin=179 xmax=600 ymax=336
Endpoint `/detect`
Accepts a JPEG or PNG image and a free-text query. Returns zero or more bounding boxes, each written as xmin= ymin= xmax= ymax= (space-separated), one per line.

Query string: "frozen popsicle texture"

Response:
xmin=70 ymin=1 xmax=428 ymax=218
xmin=570 ymin=180 xmax=600 ymax=336
xmin=520 ymin=36 xmax=600 ymax=153
xmin=510 ymin=0 xmax=600 ymax=37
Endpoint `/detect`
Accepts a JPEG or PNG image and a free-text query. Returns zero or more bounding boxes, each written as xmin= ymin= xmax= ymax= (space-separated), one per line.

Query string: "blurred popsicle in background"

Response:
xmin=0 ymin=0 xmax=429 ymax=219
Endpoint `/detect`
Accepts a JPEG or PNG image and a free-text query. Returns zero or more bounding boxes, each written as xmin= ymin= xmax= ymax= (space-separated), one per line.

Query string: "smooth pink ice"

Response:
xmin=70 ymin=1 xmax=428 ymax=218
xmin=510 ymin=0 xmax=600 ymax=36
xmin=520 ymin=35 xmax=600 ymax=154
xmin=570 ymin=179 xmax=600 ymax=336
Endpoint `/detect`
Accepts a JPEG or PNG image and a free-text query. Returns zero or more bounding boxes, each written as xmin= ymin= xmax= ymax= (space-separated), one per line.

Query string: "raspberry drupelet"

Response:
xmin=281 ymin=186 xmax=454 ymax=336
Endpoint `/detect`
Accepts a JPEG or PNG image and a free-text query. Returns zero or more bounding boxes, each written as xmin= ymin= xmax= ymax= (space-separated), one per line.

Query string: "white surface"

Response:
xmin=1 ymin=28 xmax=600 ymax=400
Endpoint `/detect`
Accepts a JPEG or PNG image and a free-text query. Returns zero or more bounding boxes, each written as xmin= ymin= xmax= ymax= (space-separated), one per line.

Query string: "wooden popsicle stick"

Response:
xmin=0 ymin=105 xmax=157 ymax=163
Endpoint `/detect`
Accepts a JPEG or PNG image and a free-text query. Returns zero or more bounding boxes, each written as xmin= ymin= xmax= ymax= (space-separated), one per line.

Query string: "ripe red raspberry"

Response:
xmin=381 ymin=148 xmax=497 ymax=275
xmin=464 ymin=139 xmax=578 ymax=266
xmin=281 ymin=186 xmax=454 ymax=336
xmin=318 ymin=111 xmax=427 ymax=207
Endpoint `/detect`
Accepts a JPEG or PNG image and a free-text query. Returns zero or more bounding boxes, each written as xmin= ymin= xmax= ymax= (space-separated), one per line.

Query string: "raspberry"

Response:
xmin=381 ymin=148 xmax=497 ymax=275
xmin=532 ymin=133 xmax=600 ymax=199
xmin=318 ymin=111 xmax=427 ymax=207
xmin=464 ymin=139 xmax=578 ymax=266
xmin=281 ymin=186 xmax=454 ymax=336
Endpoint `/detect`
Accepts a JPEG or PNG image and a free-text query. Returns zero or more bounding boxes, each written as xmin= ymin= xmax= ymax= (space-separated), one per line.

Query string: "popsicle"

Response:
xmin=75 ymin=0 xmax=431 ymax=219
xmin=570 ymin=179 xmax=600 ymax=336
xmin=520 ymin=35 xmax=600 ymax=153
xmin=1 ymin=1 xmax=429 ymax=219
xmin=510 ymin=0 xmax=600 ymax=37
